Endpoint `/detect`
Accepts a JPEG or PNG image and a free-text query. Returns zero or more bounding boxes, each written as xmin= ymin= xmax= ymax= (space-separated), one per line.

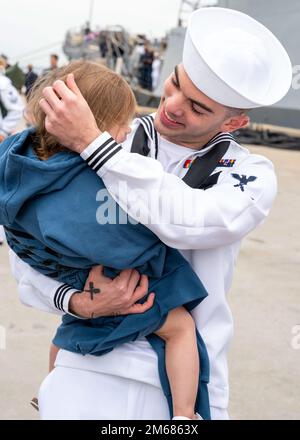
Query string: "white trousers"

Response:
xmin=0 ymin=225 xmax=5 ymax=242
xmin=38 ymin=366 xmax=229 ymax=420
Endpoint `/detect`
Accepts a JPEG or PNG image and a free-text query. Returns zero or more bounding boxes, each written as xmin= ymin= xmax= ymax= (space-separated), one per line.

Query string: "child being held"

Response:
xmin=0 ymin=61 xmax=210 ymax=420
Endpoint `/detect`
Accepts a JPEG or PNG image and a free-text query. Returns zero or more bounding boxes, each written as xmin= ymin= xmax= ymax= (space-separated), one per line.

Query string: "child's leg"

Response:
xmin=49 ymin=343 xmax=60 ymax=372
xmin=155 ymin=307 xmax=199 ymax=419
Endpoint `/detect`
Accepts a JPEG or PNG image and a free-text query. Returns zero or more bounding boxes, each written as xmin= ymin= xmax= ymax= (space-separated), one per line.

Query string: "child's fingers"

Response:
xmin=89 ymin=265 xmax=104 ymax=278
xmin=131 ymin=274 xmax=149 ymax=303
xmin=126 ymin=292 xmax=155 ymax=315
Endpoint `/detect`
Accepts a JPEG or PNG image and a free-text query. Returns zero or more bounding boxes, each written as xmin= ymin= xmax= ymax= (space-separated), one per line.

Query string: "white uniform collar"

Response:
xmin=136 ymin=113 xmax=237 ymax=159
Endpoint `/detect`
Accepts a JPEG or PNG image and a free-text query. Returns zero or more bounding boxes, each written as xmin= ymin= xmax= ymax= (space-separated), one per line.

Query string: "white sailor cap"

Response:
xmin=183 ymin=7 xmax=293 ymax=109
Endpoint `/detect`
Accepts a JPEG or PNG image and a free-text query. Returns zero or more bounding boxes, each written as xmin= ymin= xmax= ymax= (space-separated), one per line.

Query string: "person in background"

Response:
xmin=0 ymin=56 xmax=24 ymax=244
xmin=0 ymin=225 xmax=5 ymax=245
xmin=25 ymin=64 xmax=38 ymax=98
xmin=0 ymin=54 xmax=11 ymax=69
xmin=152 ymin=52 xmax=162 ymax=91
xmin=129 ymin=37 xmax=145 ymax=85
xmin=138 ymin=42 xmax=154 ymax=91
xmin=84 ymin=21 xmax=91 ymax=36
xmin=98 ymin=32 xmax=108 ymax=59
xmin=0 ymin=56 xmax=24 ymax=142
xmin=43 ymin=54 xmax=59 ymax=75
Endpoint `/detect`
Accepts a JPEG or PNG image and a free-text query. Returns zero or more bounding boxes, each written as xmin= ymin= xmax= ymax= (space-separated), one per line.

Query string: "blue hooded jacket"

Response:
xmin=0 ymin=129 xmax=211 ymax=419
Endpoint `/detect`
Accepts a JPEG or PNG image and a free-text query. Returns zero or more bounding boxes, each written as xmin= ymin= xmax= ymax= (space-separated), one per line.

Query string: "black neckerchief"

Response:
xmin=131 ymin=120 xmax=232 ymax=190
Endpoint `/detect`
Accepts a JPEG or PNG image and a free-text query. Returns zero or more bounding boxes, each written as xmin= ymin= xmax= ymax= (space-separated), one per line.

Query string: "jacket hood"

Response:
xmin=0 ymin=128 xmax=85 ymax=225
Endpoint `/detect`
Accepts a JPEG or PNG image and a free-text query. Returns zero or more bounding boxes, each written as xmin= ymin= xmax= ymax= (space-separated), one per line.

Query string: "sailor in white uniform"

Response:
xmin=0 ymin=58 xmax=24 ymax=141
xmin=9 ymin=8 xmax=292 ymax=419
xmin=0 ymin=57 xmax=24 ymax=244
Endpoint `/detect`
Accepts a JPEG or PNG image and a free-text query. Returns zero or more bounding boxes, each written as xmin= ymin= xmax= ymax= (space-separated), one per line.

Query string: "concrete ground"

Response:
xmin=228 ymin=145 xmax=300 ymax=420
xmin=0 ymin=144 xmax=299 ymax=420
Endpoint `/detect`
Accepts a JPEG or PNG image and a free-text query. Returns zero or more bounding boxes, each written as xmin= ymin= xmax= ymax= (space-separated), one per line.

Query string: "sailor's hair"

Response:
xmin=225 ymin=106 xmax=250 ymax=117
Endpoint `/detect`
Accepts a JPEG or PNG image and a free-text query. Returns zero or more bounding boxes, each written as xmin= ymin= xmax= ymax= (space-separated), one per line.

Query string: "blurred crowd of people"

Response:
xmin=0 ymin=52 xmax=60 ymax=147
xmin=0 ymin=33 xmax=166 ymax=151
xmin=0 ymin=31 xmax=165 ymax=148
xmin=65 ymin=22 xmax=166 ymax=92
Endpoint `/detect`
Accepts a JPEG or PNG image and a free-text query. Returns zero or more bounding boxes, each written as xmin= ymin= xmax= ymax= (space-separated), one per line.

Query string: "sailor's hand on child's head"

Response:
xmin=39 ymin=73 xmax=101 ymax=154
xmin=69 ymin=265 xmax=155 ymax=319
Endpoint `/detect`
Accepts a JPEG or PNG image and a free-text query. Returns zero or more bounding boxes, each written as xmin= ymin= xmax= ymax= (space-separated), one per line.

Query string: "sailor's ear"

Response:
xmin=221 ymin=114 xmax=250 ymax=133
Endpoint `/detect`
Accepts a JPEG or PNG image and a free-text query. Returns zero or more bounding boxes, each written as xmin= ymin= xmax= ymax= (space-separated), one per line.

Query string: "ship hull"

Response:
xmin=218 ymin=0 xmax=300 ymax=129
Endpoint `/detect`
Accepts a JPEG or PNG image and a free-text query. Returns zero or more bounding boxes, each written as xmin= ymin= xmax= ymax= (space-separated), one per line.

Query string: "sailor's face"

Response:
xmin=155 ymin=64 xmax=230 ymax=148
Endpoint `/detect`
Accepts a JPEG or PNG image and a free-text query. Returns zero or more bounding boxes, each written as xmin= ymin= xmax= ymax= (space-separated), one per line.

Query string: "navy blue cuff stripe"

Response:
xmin=86 ymin=138 xmax=115 ymax=163
xmin=54 ymin=284 xmax=74 ymax=312
xmin=88 ymin=140 xmax=118 ymax=169
xmin=93 ymin=146 xmax=123 ymax=173
xmin=85 ymin=137 xmax=123 ymax=172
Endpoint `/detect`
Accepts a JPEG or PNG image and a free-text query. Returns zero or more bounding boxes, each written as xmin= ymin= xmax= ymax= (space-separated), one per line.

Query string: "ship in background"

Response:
xmin=217 ymin=0 xmax=300 ymax=132
xmin=62 ymin=0 xmax=300 ymax=146
xmin=62 ymin=1 xmax=217 ymax=109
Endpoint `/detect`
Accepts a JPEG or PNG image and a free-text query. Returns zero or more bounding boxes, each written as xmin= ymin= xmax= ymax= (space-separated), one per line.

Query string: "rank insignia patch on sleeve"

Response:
xmin=231 ymin=174 xmax=257 ymax=192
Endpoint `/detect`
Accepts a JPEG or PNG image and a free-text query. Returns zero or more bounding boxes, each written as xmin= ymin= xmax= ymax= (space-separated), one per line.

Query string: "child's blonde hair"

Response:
xmin=27 ymin=60 xmax=137 ymax=160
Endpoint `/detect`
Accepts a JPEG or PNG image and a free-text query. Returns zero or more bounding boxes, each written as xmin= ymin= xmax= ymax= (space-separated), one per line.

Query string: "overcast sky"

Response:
xmin=0 ymin=0 xmax=184 ymax=69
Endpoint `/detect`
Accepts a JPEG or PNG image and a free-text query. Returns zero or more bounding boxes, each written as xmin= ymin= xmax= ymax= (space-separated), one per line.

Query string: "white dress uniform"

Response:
xmin=8 ymin=7 xmax=292 ymax=420
xmin=152 ymin=57 xmax=162 ymax=91
xmin=0 ymin=225 xmax=5 ymax=243
xmin=0 ymin=71 xmax=24 ymax=243
xmin=9 ymin=119 xmax=277 ymax=419
xmin=0 ymin=71 xmax=24 ymax=139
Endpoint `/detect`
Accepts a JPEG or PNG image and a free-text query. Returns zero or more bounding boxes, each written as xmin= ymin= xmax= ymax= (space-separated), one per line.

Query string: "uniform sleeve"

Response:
xmin=9 ymin=250 xmax=82 ymax=317
xmin=81 ymin=132 xmax=277 ymax=250
xmin=0 ymin=82 xmax=24 ymax=137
